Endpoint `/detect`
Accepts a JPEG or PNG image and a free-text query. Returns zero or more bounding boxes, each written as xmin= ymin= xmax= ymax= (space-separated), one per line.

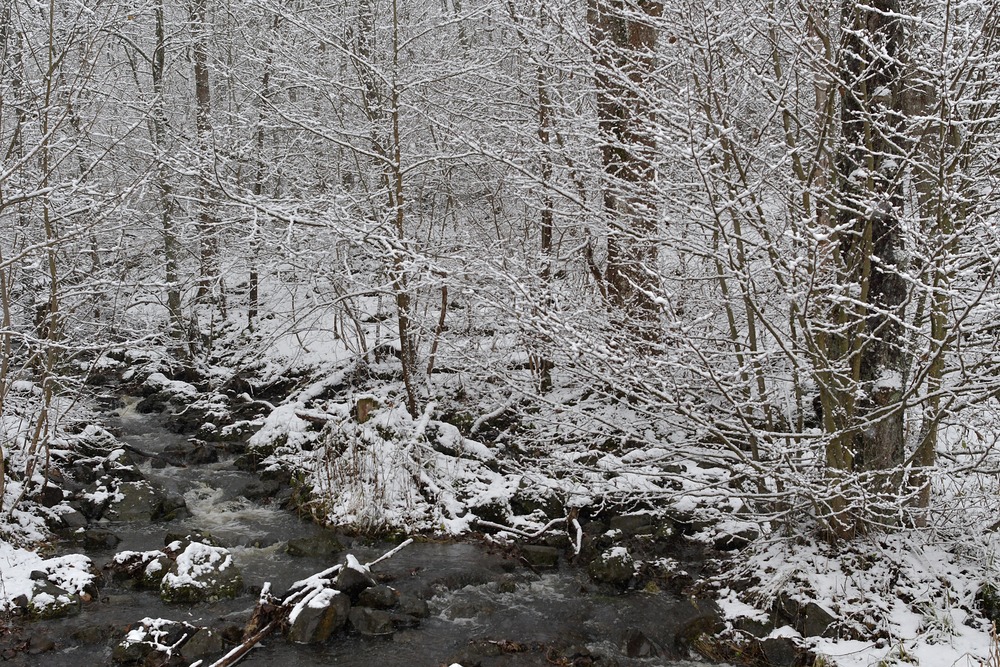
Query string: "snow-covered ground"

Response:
xmin=2 ymin=303 xmax=1000 ymax=666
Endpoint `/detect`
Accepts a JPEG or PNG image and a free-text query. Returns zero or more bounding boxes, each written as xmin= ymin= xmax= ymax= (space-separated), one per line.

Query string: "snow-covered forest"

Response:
xmin=1 ymin=0 xmax=999 ymax=664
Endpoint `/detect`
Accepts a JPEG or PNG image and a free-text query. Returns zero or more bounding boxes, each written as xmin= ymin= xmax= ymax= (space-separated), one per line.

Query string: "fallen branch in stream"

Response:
xmin=188 ymin=539 xmax=414 ymax=667
xmin=473 ymin=517 xmax=567 ymax=541
xmin=193 ymin=619 xmax=277 ymax=667
xmin=474 ymin=512 xmax=583 ymax=556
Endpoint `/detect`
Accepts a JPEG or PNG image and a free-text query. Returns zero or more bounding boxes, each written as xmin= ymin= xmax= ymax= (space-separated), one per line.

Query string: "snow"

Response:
xmin=605 ymin=546 xmax=630 ymax=560
xmin=9 ymin=380 xmax=41 ymax=395
xmin=344 ymin=554 xmax=369 ymax=573
xmin=161 ymin=542 xmax=234 ymax=589
xmin=875 ymin=370 xmax=903 ymax=391
xmin=0 ymin=542 xmax=96 ymax=612
xmin=144 ymin=372 xmax=198 ymax=396
xmin=720 ymin=532 xmax=1000 ymax=666
xmin=717 ymin=588 xmax=768 ymax=622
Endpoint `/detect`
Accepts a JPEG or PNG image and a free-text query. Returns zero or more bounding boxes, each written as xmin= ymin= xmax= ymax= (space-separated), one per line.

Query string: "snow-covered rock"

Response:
xmin=160 ymin=542 xmax=243 ymax=603
xmin=287 ymin=587 xmax=351 ymax=644
xmin=588 ymin=546 xmax=635 ymax=586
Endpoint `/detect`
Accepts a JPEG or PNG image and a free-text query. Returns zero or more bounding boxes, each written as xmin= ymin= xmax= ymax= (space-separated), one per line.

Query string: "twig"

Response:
xmin=571 ymin=517 xmax=583 ymax=556
xmin=365 ymin=537 xmax=414 ymax=568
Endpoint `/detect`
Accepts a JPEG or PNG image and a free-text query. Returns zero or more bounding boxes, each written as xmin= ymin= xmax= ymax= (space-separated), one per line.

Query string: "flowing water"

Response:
xmin=15 ymin=406 xmax=718 ymax=666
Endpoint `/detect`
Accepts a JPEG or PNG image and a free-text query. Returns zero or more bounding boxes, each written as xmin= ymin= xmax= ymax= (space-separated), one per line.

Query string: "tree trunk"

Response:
xmin=152 ymin=0 xmax=186 ymax=347
xmin=355 ymin=0 xmax=420 ymax=416
xmin=249 ymin=14 xmax=280 ymax=328
xmin=588 ymin=0 xmax=662 ymax=334
xmin=190 ymin=0 xmax=221 ymax=314
xmin=833 ymin=0 xmax=908 ymax=534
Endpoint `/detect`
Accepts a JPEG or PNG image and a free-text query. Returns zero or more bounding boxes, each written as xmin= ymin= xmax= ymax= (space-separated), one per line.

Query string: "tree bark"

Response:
xmin=190 ymin=0 xmax=222 ymax=314
xmin=589 ymin=0 xmax=662 ymax=333
xmin=830 ymin=0 xmax=908 ymax=535
xmin=152 ymin=0 xmax=185 ymax=347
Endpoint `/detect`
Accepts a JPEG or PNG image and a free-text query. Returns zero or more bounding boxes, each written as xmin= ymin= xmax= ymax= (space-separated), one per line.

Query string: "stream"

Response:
xmin=15 ymin=403 xmax=719 ymax=666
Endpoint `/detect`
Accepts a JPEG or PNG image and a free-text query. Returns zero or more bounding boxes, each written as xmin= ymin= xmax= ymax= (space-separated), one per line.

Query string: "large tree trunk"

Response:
xmin=152 ymin=0 xmax=185 ymax=348
xmin=828 ymin=0 xmax=908 ymax=536
xmin=190 ymin=0 xmax=222 ymax=315
xmin=588 ymin=0 xmax=661 ymax=334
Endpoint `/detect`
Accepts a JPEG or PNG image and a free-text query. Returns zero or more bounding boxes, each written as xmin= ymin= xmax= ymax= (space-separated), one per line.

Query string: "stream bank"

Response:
xmin=3 ymin=399 xmax=729 ymax=667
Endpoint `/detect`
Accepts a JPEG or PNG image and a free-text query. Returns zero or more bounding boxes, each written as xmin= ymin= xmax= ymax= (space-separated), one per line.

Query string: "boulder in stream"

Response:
xmin=179 ymin=628 xmax=225 ymax=661
xmin=286 ymin=532 xmax=343 ymax=558
xmin=334 ymin=555 xmax=376 ymax=601
xmin=105 ymin=480 xmax=170 ymax=522
xmin=112 ymin=617 xmax=197 ymax=664
xmin=109 ymin=550 xmax=172 ymax=589
xmin=357 ymin=584 xmax=399 ymax=610
xmin=160 ymin=542 xmax=243 ymax=603
xmin=287 ymin=588 xmax=352 ymax=643
xmin=26 ymin=581 xmax=81 ymax=620
xmin=79 ymin=527 xmax=122 ymax=549
xmin=588 ymin=546 xmax=635 ymax=586
xmin=19 ymin=555 xmax=99 ymax=619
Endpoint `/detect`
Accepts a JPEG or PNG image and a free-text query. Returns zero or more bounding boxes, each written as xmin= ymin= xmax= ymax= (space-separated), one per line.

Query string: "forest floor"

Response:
xmin=2 ymin=315 xmax=1000 ymax=666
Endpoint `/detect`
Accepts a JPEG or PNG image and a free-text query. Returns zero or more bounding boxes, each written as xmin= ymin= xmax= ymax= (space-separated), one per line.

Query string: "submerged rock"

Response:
xmin=27 ymin=633 xmax=55 ymax=655
xmin=164 ymin=440 xmax=219 ymax=465
xmin=521 ymin=545 xmax=559 ymax=569
xmin=286 ymin=532 xmax=343 ymax=558
xmin=397 ymin=592 xmax=430 ymax=618
xmin=160 ymin=542 xmax=243 ymax=603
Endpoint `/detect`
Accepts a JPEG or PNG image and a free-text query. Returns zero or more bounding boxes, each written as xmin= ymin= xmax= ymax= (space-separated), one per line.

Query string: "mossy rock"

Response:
xmin=113 ymin=619 xmax=197 ymax=664
xmin=109 ymin=550 xmax=172 ymax=589
xmin=105 ymin=481 xmax=166 ymax=522
xmin=160 ymin=542 xmax=243 ymax=603
xmin=588 ymin=547 xmax=634 ymax=586
xmin=27 ymin=583 xmax=81 ymax=620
